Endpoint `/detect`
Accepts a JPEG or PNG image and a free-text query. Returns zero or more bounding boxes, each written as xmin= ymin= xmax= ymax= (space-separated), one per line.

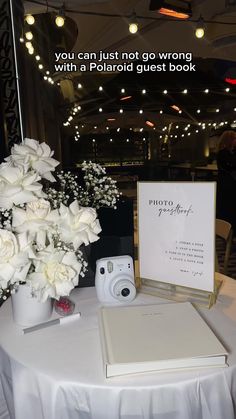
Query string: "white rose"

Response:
xmin=0 ymin=230 xmax=31 ymax=289
xmin=28 ymin=244 xmax=82 ymax=301
xmin=0 ymin=229 xmax=18 ymax=263
xmin=4 ymin=138 xmax=59 ymax=182
xmin=58 ymin=200 xmax=102 ymax=249
xmin=12 ymin=199 xmax=59 ymax=247
xmin=26 ymin=199 xmax=51 ymax=220
xmin=0 ymin=165 xmax=45 ymax=209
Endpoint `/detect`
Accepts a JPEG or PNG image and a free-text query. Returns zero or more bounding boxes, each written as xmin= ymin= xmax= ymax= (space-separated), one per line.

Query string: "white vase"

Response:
xmin=11 ymin=285 xmax=53 ymax=327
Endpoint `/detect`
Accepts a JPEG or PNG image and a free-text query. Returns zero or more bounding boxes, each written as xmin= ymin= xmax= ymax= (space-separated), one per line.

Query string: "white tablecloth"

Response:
xmin=0 ymin=273 xmax=236 ymax=419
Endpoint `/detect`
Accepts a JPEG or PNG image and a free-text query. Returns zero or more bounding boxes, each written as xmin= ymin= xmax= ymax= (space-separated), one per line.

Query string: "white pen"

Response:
xmin=22 ymin=312 xmax=81 ymax=334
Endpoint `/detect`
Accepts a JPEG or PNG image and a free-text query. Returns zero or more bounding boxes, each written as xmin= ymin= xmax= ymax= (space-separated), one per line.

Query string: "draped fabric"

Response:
xmin=0 ymin=275 xmax=236 ymax=419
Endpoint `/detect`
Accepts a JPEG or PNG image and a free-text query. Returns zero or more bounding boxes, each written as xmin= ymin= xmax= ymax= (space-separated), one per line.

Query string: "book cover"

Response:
xmin=98 ymin=302 xmax=228 ymax=378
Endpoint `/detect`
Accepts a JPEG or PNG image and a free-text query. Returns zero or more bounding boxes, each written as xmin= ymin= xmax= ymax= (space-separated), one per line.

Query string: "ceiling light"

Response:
xmin=183 ymin=89 xmax=188 ymax=94
xmin=225 ymin=87 xmax=230 ymax=92
xmin=171 ymin=104 xmax=181 ymax=112
xmin=149 ymin=0 xmax=192 ymax=19
xmin=163 ymin=89 xmax=168 ymax=94
xmin=142 ymin=89 xmax=146 ymax=94
xmin=25 ymin=31 xmax=33 ymax=40
xmin=25 ymin=14 xmax=35 ymax=25
xmin=121 ymin=88 xmax=125 ymax=94
xmin=197 ymin=109 xmax=201 ymax=113
xmin=119 ymin=109 xmax=123 ymax=113
xmin=107 ymin=118 xmax=116 ymax=121
xmin=99 ymin=108 xmax=103 ymax=112
xmin=99 ymin=86 xmax=103 ymax=91
xmin=225 ymin=78 xmax=236 ymax=85
xmin=120 ymin=96 xmax=132 ymax=101
xmin=195 ymin=16 xmax=205 ymax=39
xmin=204 ymin=88 xmax=209 ymax=93
xmin=129 ymin=13 xmax=138 ymax=34
xmin=55 ymin=5 xmax=65 ymax=27
xmin=146 ymin=120 xmax=155 ymax=127
xmin=139 ymin=109 xmax=143 ymax=114
xmin=78 ymin=83 xmax=83 ymax=89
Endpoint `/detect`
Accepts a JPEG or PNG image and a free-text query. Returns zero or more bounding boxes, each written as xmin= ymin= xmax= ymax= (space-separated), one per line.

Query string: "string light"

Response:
xmin=119 ymin=108 xmax=124 ymax=113
xmin=38 ymin=64 xmax=43 ymax=70
xmin=25 ymin=14 xmax=35 ymax=25
xmin=183 ymin=89 xmax=188 ymax=94
xmin=35 ymin=55 xmax=40 ymax=61
xmin=78 ymin=83 xmax=83 ymax=89
xmin=163 ymin=89 xmax=168 ymax=94
xmin=55 ymin=5 xmax=65 ymax=27
xmin=129 ymin=13 xmax=138 ymax=34
xmin=139 ymin=109 xmax=143 ymax=114
xmin=195 ymin=16 xmax=205 ymax=39
xmin=25 ymin=41 xmax=33 ymax=49
xmin=121 ymin=88 xmax=125 ymax=94
xmin=99 ymin=86 xmax=103 ymax=91
xmin=99 ymin=108 xmax=103 ymax=112
xmin=142 ymin=89 xmax=146 ymax=94
xmin=204 ymin=88 xmax=209 ymax=93
xmin=25 ymin=31 xmax=33 ymax=40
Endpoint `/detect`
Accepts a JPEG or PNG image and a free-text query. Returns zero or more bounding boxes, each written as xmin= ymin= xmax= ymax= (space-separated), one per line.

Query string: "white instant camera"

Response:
xmin=95 ymin=255 xmax=136 ymax=304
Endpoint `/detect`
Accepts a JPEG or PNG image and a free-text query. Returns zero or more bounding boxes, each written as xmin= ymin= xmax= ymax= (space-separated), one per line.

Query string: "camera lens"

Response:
xmin=121 ymin=288 xmax=130 ymax=297
xmin=100 ymin=267 xmax=105 ymax=274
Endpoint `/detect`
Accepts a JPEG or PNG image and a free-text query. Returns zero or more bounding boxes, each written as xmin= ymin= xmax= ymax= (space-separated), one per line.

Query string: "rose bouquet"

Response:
xmin=0 ymin=138 xmax=102 ymax=303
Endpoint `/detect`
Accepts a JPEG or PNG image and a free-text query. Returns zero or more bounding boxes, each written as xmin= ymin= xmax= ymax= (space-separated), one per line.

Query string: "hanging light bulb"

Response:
xmin=25 ymin=14 xmax=35 ymax=25
xmin=195 ymin=16 xmax=205 ymax=39
xmin=55 ymin=5 xmax=65 ymax=28
xmin=129 ymin=13 xmax=138 ymax=34
xmin=25 ymin=31 xmax=33 ymax=40
xmin=25 ymin=41 xmax=33 ymax=49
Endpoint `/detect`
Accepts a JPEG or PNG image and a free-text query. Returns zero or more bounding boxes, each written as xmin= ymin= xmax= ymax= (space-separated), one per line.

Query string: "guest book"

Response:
xmin=98 ymin=302 xmax=228 ymax=378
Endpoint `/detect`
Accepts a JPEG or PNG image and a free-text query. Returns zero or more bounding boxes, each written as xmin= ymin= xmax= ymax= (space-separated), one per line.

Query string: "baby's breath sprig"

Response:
xmin=0 ymin=208 xmax=13 ymax=231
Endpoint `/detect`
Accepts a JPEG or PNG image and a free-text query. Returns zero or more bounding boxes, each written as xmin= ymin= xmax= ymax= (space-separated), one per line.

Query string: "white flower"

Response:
xmin=0 ymin=165 xmax=45 ymax=209
xmin=28 ymin=244 xmax=82 ymax=301
xmin=5 ymin=138 xmax=59 ymax=182
xmin=57 ymin=200 xmax=101 ymax=249
xmin=12 ymin=199 xmax=59 ymax=247
xmin=0 ymin=229 xmax=30 ymax=289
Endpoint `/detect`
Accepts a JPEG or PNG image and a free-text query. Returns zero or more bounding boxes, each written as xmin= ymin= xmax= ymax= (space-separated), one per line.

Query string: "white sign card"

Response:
xmin=138 ymin=182 xmax=216 ymax=292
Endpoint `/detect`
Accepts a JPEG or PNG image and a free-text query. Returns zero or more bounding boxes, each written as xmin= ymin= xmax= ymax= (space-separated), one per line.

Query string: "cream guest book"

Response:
xmin=98 ymin=302 xmax=228 ymax=378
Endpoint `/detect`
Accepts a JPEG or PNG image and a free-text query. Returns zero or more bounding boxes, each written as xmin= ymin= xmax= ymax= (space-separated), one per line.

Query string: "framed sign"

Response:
xmin=138 ymin=182 xmax=216 ymax=293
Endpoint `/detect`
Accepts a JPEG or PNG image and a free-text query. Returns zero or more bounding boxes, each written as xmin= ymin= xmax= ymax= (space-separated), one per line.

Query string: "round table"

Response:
xmin=0 ymin=273 xmax=236 ymax=419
